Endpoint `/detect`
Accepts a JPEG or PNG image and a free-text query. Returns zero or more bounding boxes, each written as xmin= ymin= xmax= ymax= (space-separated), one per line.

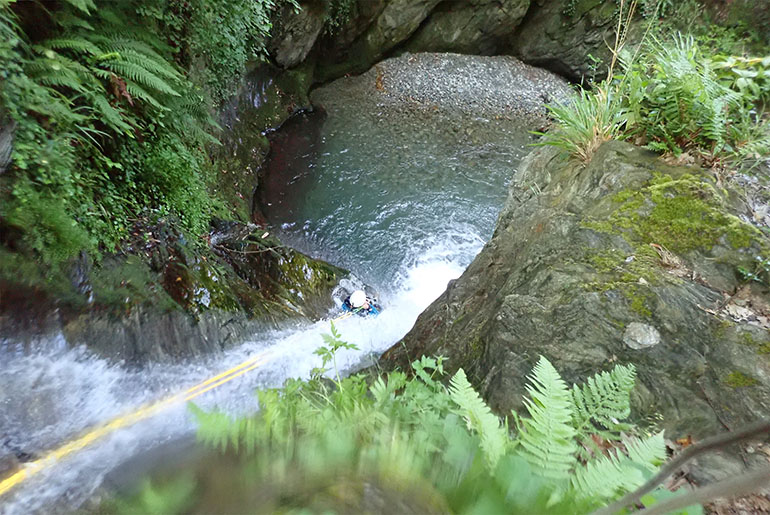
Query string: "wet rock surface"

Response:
xmin=381 ymin=142 xmax=770 ymax=477
xmin=1 ymin=218 xmax=346 ymax=364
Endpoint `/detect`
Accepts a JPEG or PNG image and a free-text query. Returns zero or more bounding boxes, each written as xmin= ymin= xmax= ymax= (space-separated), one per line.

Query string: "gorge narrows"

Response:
xmin=0 ymin=53 xmax=569 ymax=513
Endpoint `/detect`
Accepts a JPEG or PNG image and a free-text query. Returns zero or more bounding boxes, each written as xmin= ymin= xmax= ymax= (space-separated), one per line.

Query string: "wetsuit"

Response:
xmin=342 ymin=296 xmax=381 ymax=316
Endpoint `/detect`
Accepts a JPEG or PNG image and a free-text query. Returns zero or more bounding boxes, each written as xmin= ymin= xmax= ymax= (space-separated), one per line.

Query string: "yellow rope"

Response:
xmin=0 ymin=350 xmax=273 ymax=498
xmin=332 ymin=311 xmax=353 ymax=322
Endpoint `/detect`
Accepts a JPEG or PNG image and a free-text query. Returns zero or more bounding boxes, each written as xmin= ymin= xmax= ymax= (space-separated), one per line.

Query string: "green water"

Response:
xmin=260 ymin=100 xmax=534 ymax=294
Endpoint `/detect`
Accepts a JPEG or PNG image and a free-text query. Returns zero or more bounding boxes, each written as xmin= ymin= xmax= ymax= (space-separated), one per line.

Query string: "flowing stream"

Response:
xmin=0 ymin=71 xmax=535 ymax=513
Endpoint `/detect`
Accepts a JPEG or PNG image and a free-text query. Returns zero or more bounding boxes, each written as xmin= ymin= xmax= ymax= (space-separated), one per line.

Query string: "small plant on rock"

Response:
xmin=537 ymin=84 xmax=628 ymax=162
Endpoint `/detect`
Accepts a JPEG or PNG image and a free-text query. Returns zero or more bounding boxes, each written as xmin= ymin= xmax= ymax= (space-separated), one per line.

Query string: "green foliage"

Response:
xmin=537 ymin=85 xmax=628 ymax=162
xmin=517 ymin=356 xmax=578 ymax=481
xmin=571 ymin=363 xmax=636 ymax=440
xmin=314 ymin=320 xmax=360 ymax=382
xmin=323 ymin=0 xmax=355 ymax=34
xmin=0 ymin=0 xmax=290 ymax=273
xmin=711 ymin=55 xmax=770 ymax=103
xmin=448 ymin=368 xmax=508 ymax=470
xmin=572 ymin=432 xmax=665 ymax=502
xmin=738 ymin=254 xmax=770 ymax=285
xmin=104 ymin=474 xmax=197 ymax=515
xmin=624 ymin=34 xmax=742 ymax=155
xmin=179 ymin=329 xmax=678 ymax=513
xmin=541 ymin=31 xmax=768 ymax=166
xmin=172 ymin=0 xmax=297 ymax=105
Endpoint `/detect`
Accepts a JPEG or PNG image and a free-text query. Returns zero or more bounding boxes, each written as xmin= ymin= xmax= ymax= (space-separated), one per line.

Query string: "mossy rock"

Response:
xmin=1 ymin=219 xmax=347 ymax=364
xmin=381 ymin=142 xmax=770 ymax=482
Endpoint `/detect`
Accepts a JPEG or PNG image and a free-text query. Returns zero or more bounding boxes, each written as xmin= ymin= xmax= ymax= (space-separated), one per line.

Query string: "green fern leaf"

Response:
xmin=101 ymin=61 xmax=180 ymax=97
xmin=91 ymin=94 xmax=133 ymax=134
xmin=571 ymin=431 xmax=665 ymax=501
xmin=516 ymin=356 xmax=577 ymax=481
xmin=571 ymin=448 xmax=647 ymax=501
xmin=60 ymin=0 xmax=96 ymax=14
xmin=571 ymin=363 xmax=636 ymax=439
xmin=44 ymin=37 xmax=103 ymax=56
xmin=625 ymin=431 xmax=667 ymax=471
xmin=449 ymin=368 xmax=508 ymax=470
xmin=120 ymin=80 xmax=165 ymax=110
xmin=106 ymin=48 xmax=182 ymax=81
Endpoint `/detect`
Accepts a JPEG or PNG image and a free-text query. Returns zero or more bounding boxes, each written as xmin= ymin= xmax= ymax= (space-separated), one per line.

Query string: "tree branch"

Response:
xmin=593 ymin=419 xmax=770 ymax=515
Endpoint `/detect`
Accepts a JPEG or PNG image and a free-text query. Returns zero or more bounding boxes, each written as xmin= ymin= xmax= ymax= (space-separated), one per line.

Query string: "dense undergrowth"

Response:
xmin=541 ymin=1 xmax=770 ymax=168
xmin=0 ymin=0 xmax=296 ymax=280
xmin=108 ymin=327 xmax=702 ymax=514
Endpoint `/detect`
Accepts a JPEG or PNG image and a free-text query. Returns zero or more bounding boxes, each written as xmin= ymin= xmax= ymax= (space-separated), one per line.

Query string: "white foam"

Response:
xmin=0 ymin=231 xmax=482 ymax=514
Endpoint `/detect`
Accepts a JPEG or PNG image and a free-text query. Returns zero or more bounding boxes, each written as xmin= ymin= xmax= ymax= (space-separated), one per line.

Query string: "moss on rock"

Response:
xmin=738 ymin=330 xmax=770 ymax=355
xmin=724 ymin=370 xmax=760 ymax=388
xmin=608 ymin=173 xmax=761 ymax=254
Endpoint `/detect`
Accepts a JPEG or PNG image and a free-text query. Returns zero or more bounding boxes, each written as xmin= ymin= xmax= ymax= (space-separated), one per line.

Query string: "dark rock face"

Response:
xmin=271 ymin=0 xmax=619 ymax=84
xmin=406 ymin=0 xmax=530 ymax=55
xmin=269 ymin=2 xmax=326 ymax=68
xmin=381 ymin=142 xmax=770 ymax=456
xmin=0 ymin=116 xmax=14 ymax=175
xmin=315 ymin=0 xmax=442 ymax=82
xmin=216 ymin=64 xmax=313 ymax=222
xmin=509 ymin=0 xmax=617 ymax=81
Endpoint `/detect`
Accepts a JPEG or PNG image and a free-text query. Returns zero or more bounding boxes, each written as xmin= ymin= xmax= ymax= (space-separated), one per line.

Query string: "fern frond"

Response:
xmin=100 ymin=61 xmax=180 ymax=97
xmin=105 ymin=48 xmax=183 ymax=81
xmin=449 ymin=369 xmax=508 ymax=470
xmin=121 ymin=80 xmax=165 ymax=110
xmin=44 ymin=37 xmax=103 ymax=56
xmin=54 ymin=12 xmax=95 ymax=31
xmin=571 ymin=431 xmax=665 ymax=501
xmin=91 ymin=94 xmax=133 ymax=134
xmin=571 ymin=448 xmax=647 ymax=501
xmin=89 ymin=34 xmax=173 ymax=63
xmin=625 ymin=431 xmax=666 ymax=471
xmin=516 ymin=356 xmax=577 ymax=481
xmin=189 ymin=403 xmax=239 ymax=453
xmin=571 ymin=363 xmax=636 ymax=439
xmin=60 ymin=0 xmax=96 ymax=14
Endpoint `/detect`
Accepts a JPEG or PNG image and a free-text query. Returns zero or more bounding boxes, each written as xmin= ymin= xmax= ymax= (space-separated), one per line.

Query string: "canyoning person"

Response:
xmin=342 ymin=289 xmax=380 ymax=316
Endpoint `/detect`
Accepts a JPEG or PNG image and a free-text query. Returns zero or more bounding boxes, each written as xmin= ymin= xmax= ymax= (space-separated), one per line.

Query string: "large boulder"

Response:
xmin=406 ymin=0 xmax=530 ymax=55
xmin=1 ymin=220 xmax=346 ymax=364
xmin=381 ymin=142 xmax=770 ymax=459
xmin=268 ymin=1 xmax=326 ymax=68
xmin=315 ymin=0 xmax=441 ymax=82
xmin=509 ymin=0 xmax=619 ymax=81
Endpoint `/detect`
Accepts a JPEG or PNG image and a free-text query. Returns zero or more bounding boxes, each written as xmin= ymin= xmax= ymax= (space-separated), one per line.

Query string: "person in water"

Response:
xmin=343 ymin=289 xmax=380 ymax=316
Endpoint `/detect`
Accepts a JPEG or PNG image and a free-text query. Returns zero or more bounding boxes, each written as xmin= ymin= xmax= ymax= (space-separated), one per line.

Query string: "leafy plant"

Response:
xmin=738 ymin=254 xmax=770 ymax=286
xmin=313 ymin=320 xmax=359 ymax=384
xmin=0 ymin=0 xmax=293 ymax=272
xmin=626 ymin=34 xmax=742 ymax=155
xmin=184 ymin=328 xmax=684 ymax=513
xmin=541 ymin=31 xmax=768 ymax=167
xmin=711 ymin=54 xmax=770 ymax=104
xmin=536 ymin=84 xmax=628 ymax=162
xmin=323 ymin=0 xmax=355 ymax=34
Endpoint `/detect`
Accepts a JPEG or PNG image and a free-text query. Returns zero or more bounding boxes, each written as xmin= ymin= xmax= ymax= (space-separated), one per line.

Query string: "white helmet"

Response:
xmin=350 ymin=290 xmax=367 ymax=308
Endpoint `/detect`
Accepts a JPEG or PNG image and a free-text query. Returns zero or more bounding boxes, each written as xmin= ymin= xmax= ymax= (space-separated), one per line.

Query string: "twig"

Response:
xmin=213 ymin=244 xmax=281 ymax=255
xmin=593 ymin=419 xmax=770 ymax=515
xmin=635 ymin=467 xmax=770 ymax=515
